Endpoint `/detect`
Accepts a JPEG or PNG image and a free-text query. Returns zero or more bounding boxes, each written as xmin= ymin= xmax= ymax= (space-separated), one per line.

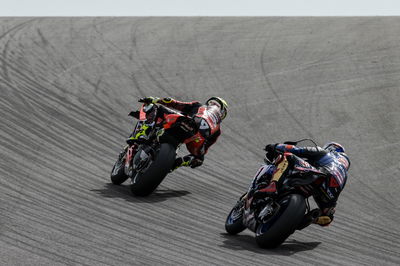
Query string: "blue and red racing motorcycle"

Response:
xmin=225 ymin=139 xmax=327 ymax=248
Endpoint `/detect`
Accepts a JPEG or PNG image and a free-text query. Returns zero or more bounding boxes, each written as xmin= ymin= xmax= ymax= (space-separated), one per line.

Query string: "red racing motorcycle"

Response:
xmin=110 ymin=101 xmax=199 ymax=196
xmin=225 ymin=139 xmax=327 ymax=248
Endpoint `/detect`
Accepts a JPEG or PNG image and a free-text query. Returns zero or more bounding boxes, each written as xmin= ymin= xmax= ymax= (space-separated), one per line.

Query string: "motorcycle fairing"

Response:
xmin=139 ymin=104 xmax=148 ymax=120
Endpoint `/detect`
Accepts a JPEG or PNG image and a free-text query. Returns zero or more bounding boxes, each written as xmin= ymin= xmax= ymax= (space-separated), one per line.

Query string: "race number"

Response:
xmin=199 ymin=119 xmax=210 ymax=130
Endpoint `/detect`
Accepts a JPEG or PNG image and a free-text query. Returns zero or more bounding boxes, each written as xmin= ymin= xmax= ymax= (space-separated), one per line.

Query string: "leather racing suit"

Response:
xmin=139 ymin=97 xmax=222 ymax=168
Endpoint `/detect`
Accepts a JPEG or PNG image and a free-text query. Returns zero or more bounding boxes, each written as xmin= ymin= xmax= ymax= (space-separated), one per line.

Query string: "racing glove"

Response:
xmin=160 ymin=97 xmax=173 ymax=103
xmin=138 ymin=96 xmax=160 ymax=104
xmin=264 ymin=143 xmax=278 ymax=161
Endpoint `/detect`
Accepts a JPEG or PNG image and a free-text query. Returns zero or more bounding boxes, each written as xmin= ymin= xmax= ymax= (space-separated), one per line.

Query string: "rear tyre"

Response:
xmin=225 ymin=199 xmax=246 ymax=235
xmin=255 ymin=194 xmax=306 ymax=248
xmin=110 ymin=150 xmax=129 ymax=185
xmin=130 ymin=143 xmax=176 ymax=196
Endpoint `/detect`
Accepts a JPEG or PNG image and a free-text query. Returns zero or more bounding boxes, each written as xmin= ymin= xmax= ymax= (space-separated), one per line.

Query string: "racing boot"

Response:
xmin=170 ymin=155 xmax=194 ymax=172
xmin=297 ymin=208 xmax=321 ymax=230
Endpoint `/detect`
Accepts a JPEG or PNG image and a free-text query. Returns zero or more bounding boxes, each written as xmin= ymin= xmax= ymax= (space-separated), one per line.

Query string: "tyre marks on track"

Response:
xmin=1 ymin=18 xmax=400 ymax=266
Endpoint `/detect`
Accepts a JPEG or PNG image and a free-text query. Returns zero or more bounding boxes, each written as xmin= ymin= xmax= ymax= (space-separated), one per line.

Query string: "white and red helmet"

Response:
xmin=206 ymin=97 xmax=229 ymax=120
xmin=323 ymin=142 xmax=345 ymax=153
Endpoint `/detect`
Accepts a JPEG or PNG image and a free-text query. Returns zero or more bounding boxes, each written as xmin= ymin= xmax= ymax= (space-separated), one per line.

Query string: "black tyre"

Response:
xmin=225 ymin=199 xmax=246 ymax=235
xmin=255 ymin=194 xmax=306 ymax=249
xmin=130 ymin=143 xmax=176 ymax=196
xmin=110 ymin=150 xmax=129 ymax=185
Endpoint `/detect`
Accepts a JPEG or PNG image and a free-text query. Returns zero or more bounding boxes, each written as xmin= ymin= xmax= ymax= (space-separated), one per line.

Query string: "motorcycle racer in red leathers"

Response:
xmin=127 ymin=96 xmax=228 ymax=170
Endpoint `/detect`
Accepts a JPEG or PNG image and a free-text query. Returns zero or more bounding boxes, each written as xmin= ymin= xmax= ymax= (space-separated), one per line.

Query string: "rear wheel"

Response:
xmin=130 ymin=143 xmax=176 ymax=196
xmin=110 ymin=150 xmax=129 ymax=185
xmin=225 ymin=198 xmax=246 ymax=235
xmin=255 ymin=194 xmax=306 ymax=248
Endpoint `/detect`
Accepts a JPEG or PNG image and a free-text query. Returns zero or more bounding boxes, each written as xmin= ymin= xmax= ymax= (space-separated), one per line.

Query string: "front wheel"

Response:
xmin=130 ymin=143 xmax=176 ymax=196
xmin=225 ymin=196 xmax=246 ymax=235
xmin=255 ymin=194 xmax=306 ymax=248
xmin=110 ymin=149 xmax=129 ymax=185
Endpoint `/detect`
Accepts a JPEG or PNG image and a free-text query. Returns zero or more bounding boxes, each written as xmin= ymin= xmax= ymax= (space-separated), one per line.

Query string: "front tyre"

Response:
xmin=110 ymin=150 xmax=129 ymax=185
xmin=130 ymin=143 xmax=176 ymax=196
xmin=255 ymin=194 xmax=306 ymax=248
xmin=225 ymin=198 xmax=246 ymax=235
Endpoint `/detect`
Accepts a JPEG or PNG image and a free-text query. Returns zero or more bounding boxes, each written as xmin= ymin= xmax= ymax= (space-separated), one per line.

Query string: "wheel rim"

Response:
xmin=227 ymin=201 xmax=244 ymax=224
xmin=112 ymin=156 xmax=125 ymax=176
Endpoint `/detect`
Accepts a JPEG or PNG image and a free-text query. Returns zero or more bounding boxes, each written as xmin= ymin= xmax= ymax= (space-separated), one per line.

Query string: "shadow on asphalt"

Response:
xmin=220 ymin=233 xmax=321 ymax=255
xmin=90 ymin=183 xmax=191 ymax=203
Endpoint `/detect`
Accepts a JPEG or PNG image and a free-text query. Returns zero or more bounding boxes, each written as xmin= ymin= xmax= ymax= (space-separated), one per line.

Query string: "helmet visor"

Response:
xmin=207 ymin=100 xmax=221 ymax=108
xmin=208 ymin=100 xmax=227 ymax=119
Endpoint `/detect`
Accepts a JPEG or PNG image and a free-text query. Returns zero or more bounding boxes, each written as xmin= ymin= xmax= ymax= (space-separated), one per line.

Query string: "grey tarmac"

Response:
xmin=0 ymin=17 xmax=399 ymax=265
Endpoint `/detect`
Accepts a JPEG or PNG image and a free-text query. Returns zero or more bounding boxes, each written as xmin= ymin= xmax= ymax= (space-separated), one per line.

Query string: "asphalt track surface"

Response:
xmin=1 ymin=18 xmax=400 ymax=266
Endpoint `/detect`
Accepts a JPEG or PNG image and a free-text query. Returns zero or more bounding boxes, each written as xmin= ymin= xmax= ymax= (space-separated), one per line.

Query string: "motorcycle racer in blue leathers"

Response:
xmin=255 ymin=142 xmax=350 ymax=226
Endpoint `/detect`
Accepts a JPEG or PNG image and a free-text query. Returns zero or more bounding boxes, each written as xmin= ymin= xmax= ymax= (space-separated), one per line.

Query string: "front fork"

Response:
xmin=124 ymin=145 xmax=138 ymax=177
